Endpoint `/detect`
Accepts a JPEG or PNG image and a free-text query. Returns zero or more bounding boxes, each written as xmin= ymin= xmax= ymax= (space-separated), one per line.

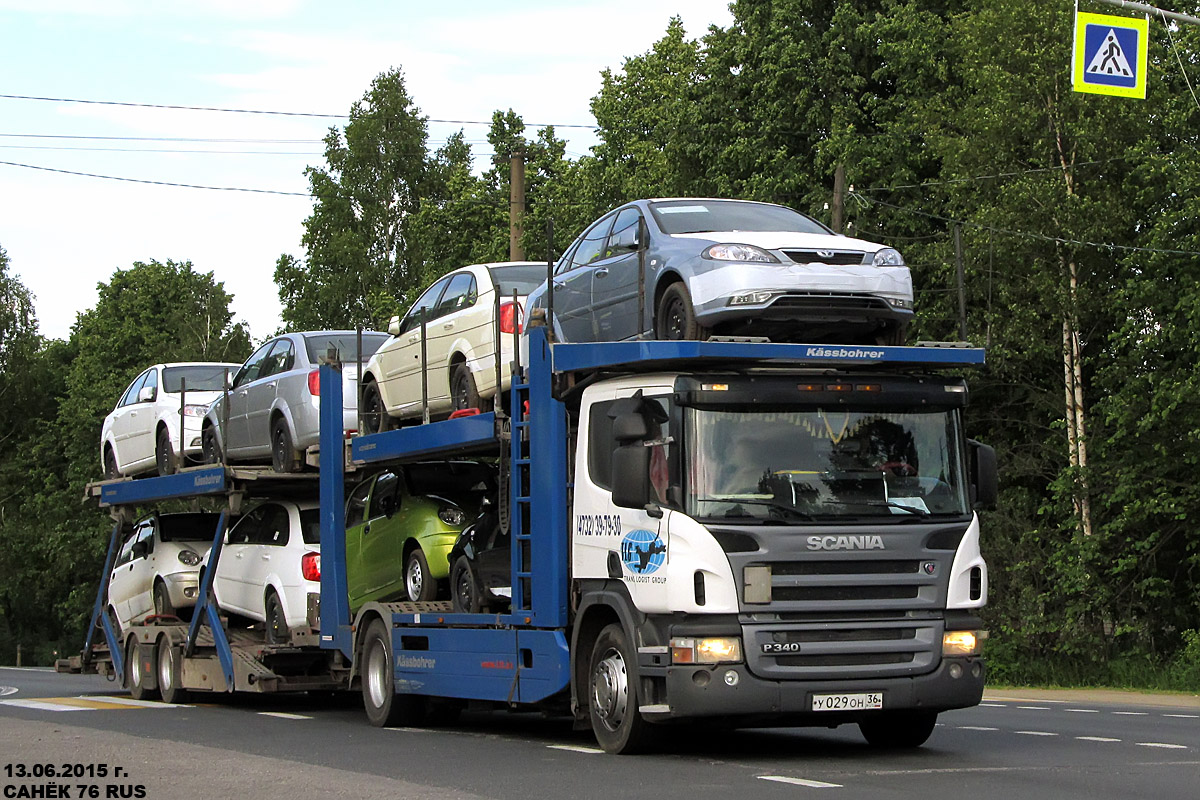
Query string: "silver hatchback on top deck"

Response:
xmin=201 ymin=330 xmax=388 ymax=472
xmin=525 ymin=198 xmax=913 ymax=345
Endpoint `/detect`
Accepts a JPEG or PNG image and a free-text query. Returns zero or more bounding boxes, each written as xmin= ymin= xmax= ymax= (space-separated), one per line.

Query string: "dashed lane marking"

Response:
xmin=1017 ymin=706 xmax=1051 ymax=711
xmin=958 ymin=726 xmax=999 ymax=731
xmin=1077 ymin=736 xmax=1121 ymax=742
xmin=257 ymin=711 xmax=312 ymax=720
xmin=1113 ymin=711 xmax=1149 ymax=716
xmin=1065 ymin=708 xmax=1099 ymax=713
xmin=979 ymin=703 xmax=1007 ymax=708
xmin=1014 ymin=731 xmax=1058 ymax=736
xmin=546 ymin=745 xmax=603 ymax=754
xmin=1164 ymin=714 xmax=1199 ymax=719
xmin=759 ymin=776 xmax=842 ymax=789
xmin=1136 ymin=742 xmax=1188 ymax=749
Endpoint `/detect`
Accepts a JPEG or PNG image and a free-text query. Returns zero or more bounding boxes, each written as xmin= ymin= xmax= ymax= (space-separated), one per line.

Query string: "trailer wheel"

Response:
xmin=125 ymin=637 xmax=158 ymax=701
xmin=858 ymin=710 xmax=938 ymax=748
xmin=587 ymin=623 xmax=650 ymax=754
xmin=361 ymin=619 xmax=425 ymax=727
xmin=156 ymin=637 xmax=189 ymax=704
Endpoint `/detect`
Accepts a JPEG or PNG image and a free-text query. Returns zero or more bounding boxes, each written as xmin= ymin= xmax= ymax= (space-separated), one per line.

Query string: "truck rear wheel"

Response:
xmin=125 ymin=638 xmax=158 ymax=702
xmin=361 ymin=619 xmax=425 ymax=727
xmin=156 ymin=637 xmax=189 ymax=704
xmin=588 ymin=623 xmax=651 ymax=754
xmin=858 ymin=710 xmax=938 ymax=748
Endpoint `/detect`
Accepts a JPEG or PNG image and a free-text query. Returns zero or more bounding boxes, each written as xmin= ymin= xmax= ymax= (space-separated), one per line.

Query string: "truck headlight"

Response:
xmin=942 ymin=629 xmax=986 ymax=657
xmin=671 ymin=637 xmax=742 ymax=664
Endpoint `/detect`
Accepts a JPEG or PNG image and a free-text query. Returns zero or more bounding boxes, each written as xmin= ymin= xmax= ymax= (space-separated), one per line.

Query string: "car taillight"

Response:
xmin=307 ymin=369 xmax=321 ymax=396
xmin=301 ymin=552 xmax=321 ymax=582
xmin=500 ymin=301 xmax=522 ymax=335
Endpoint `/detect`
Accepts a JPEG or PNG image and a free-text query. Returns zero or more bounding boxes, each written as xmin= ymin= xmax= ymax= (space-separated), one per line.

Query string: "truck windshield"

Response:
xmin=684 ymin=407 xmax=969 ymax=522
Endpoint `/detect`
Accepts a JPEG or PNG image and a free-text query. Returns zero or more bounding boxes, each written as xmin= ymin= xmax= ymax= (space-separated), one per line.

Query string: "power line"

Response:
xmin=0 ymin=160 xmax=309 ymax=196
xmin=0 ymin=133 xmax=322 ymax=143
xmin=0 ymin=144 xmax=324 ymax=155
xmin=0 ymin=93 xmax=601 ymax=130
xmin=854 ymin=158 xmax=1132 ymax=194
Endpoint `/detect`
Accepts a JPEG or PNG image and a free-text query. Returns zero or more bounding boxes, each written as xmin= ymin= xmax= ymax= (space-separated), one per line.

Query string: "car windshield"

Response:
xmin=405 ymin=462 xmax=496 ymax=500
xmin=488 ymin=264 xmax=547 ymax=297
xmin=158 ymin=513 xmax=220 ymax=542
xmin=650 ymin=200 xmax=831 ymax=235
xmin=304 ymin=333 xmax=389 ymax=365
xmin=162 ymin=365 xmax=232 ymax=393
xmin=299 ymin=509 xmax=320 ymax=544
xmin=685 ymin=407 xmax=969 ymax=523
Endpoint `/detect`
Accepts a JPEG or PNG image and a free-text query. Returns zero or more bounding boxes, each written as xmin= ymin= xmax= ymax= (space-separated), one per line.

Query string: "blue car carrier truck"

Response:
xmin=63 ymin=322 xmax=996 ymax=755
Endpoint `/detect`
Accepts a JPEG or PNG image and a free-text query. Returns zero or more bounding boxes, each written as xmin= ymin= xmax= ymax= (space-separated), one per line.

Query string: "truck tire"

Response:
xmin=361 ymin=619 xmax=426 ymax=727
xmin=858 ymin=710 xmax=938 ymax=748
xmin=125 ymin=638 xmax=158 ymax=702
xmin=587 ymin=623 xmax=651 ymax=754
xmin=156 ymin=637 xmax=189 ymax=704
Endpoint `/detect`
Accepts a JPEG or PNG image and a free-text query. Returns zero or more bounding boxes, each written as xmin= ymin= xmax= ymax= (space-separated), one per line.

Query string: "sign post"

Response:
xmin=1072 ymin=10 xmax=1150 ymax=98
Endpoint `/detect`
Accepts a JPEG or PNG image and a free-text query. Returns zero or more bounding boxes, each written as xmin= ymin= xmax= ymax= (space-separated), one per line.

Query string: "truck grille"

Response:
xmin=745 ymin=558 xmax=941 ymax=611
xmin=744 ymin=619 xmax=941 ymax=680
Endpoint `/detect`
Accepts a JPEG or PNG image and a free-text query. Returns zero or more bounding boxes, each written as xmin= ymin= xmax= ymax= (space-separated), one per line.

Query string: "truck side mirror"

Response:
xmin=612 ymin=443 xmax=651 ymax=510
xmin=969 ymin=440 xmax=998 ymax=510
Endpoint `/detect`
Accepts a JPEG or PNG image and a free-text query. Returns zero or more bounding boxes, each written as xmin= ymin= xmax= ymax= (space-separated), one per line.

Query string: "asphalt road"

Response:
xmin=2 ymin=667 xmax=1197 ymax=800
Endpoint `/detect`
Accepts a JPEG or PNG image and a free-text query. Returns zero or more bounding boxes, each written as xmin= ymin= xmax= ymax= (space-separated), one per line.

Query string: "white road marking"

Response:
xmin=546 ymin=745 xmax=603 ymax=754
xmin=1136 ymin=742 xmax=1187 ymax=749
xmin=1017 ymin=706 xmax=1050 ymax=711
xmin=1014 ymin=731 xmax=1058 ymax=736
xmin=1077 ymin=736 xmax=1121 ymax=742
xmin=979 ymin=703 xmax=1007 ymax=708
xmin=81 ymin=695 xmax=186 ymax=708
xmin=0 ymin=698 xmax=91 ymax=712
xmin=957 ymin=726 xmax=1000 ymax=731
xmin=0 ymin=686 xmax=17 ymax=697
xmin=1164 ymin=714 xmax=1199 ymax=719
xmin=759 ymin=776 xmax=842 ymax=789
xmin=1065 ymin=708 xmax=1099 ymax=713
xmin=1113 ymin=711 xmax=1148 ymax=716
xmin=257 ymin=711 xmax=312 ymax=720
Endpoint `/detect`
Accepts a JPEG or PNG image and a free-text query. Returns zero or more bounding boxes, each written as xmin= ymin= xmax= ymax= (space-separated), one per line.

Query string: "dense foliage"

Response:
xmin=1 ymin=0 xmax=1198 ymax=685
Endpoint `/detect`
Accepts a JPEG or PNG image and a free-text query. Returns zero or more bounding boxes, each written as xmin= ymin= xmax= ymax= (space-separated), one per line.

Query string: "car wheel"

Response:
xmin=201 ymin=425 xmax=223 ymax=465
xmin=361 ymin=618 xmax=426 ymax=727
xmin=588 ymin=623 xmax=651 ymax=754
xmin=155 ymin=428 xmax=176 ymax=476
xmin=655 ymin=283 xmax=707 ymax=341
xmin=156 ymin=636 xmax=189 ymax=704
xmin=451 ymin=556 xmax=481 ymax=613
xmin=451 ymin=363 xmax=483 ymax=412
xmin=152 ymin=581 xmax=176 ymax=618
xmin=104 ymin=447 xmax=121 ymax=480
xmin=404 ymin=548 xmax=437 ymax=602
xmin=264 ymin=591 xmax=288 ymax=645
xmin=859 ymin=710 xmax=938 ymax=748
xmin=270 ymin=418 xmax=301 ymax=473
xmin=125 ymin=637 xmax=158 ymax=701
xmin=361 ymin=380 xmax=391 ymax=435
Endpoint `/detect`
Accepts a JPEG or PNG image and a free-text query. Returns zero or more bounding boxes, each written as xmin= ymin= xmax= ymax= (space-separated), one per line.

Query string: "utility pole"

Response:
xmin=831 ymin=164 xmax=846 ymax=234
xmin=954 ymin=225 xmax=967 ymax=341
xmin=509 ymin=151 xmax=525 ymax=261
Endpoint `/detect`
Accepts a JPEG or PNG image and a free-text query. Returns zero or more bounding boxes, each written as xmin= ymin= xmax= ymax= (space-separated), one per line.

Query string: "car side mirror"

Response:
xmin=388 ymin=315 xmax=401 ymax=336
xmin=138 ymin=386 xmax=156 ymax=403
xmin=969 ymin=440 xmax=998 ymax=510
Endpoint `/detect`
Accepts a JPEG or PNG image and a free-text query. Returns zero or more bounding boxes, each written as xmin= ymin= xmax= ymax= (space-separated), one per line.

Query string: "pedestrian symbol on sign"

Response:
xmin=1088 ymin=30 xmax=1132 ymax=77
xmin=1072 ymin=11 xmax=1149 ymax=99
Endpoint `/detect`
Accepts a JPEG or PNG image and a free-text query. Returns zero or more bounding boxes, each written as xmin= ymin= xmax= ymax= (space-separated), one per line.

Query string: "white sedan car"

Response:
xmin=360 ymin=262 xmax=546 ymax=431
xmin=209 ymin=500 xmax=320 ymax=644
xmin=101 ymin=362 xmax=240 ymax=478
xmin=106 ymin=512 xmax=219 ymax=632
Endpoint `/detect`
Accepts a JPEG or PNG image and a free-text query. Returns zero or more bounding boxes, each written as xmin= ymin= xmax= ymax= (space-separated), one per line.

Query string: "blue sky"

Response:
xmin=0 ymin=0 xmax=733 ymax=341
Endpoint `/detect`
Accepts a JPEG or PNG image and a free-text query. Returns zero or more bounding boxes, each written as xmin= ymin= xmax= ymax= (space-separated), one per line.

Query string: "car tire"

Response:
xmin=405 ymin=548 xmax=437 ymax=602
xmin=451 ymin=556 xmax=481 ymax=613
xmin=270 ymin=418 xmax=301 ymax=473
xmin=156 ymin=636 xmax=189 ymax=704
xmin=361 ymin=618 xmax=426 ymax=727
xmin=152 ymin=581 xmax=176 ymax=618
xmin=125 ymin=637 xmax=158 ymax=701
xmin=156 ymin=428 xmax=176 ymax=476
xmin=451 ymin=363 xmax=483 ymax=412
xmin=361 ymin=380 xmax=391 ymax=435
xmin=588 ymin=623 xmax=651 ymax=754
xmin=264 ymin=591 xmax=288 ymax=645
xmin=859 ymin=710 xmax=938 ymax=748
xmin=104 ymin=447 xmax=121 ymax=480
xmin=655 ymin=283 xmax=707 ymax=341
xmin=201 ymin=425 xmax=223 ymax=465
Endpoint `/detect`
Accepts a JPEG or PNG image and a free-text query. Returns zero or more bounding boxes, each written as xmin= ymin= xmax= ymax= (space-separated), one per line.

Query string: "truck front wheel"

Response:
xmin=588 ymin=623 xmax=650 ymax=754
xmin=858 ymin=710 xmax=938 ymax=748
xmin=361 ymin=618 xmax=425 ymax=727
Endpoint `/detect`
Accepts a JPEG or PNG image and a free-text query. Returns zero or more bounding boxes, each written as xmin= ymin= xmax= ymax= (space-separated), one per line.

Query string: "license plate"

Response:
xmin=811 ymin=692 xmax=883 ymax=712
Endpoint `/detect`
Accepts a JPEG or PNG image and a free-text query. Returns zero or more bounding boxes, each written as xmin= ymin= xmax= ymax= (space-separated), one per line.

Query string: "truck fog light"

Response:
xmin=692 ymin=670 xmax=711 ymax=687
xmin=942 ymin=629 xmax=986 ymax=657
xmin=948 ymin=662 xmax=963 ymax=679
xmin=724 ymin=670 xmax=739 ymax=686
xmin=671 ymin=637 xmax=743 ymax=665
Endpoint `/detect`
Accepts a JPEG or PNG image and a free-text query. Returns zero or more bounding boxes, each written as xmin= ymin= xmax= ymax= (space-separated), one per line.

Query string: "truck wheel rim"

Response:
xmin=129 ymin=644 xmax=141 ymax=687
xmin=366 ymin=640 xmax=389 ymax=709
xmin=591 ymin=648 xmax=628 ymax=731
xmin=158 ymin=647 xmax=172 ymax=693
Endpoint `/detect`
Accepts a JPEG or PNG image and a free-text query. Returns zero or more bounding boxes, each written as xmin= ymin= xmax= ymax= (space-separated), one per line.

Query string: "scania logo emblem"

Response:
xmin=922 ymin=561 xmax=937 ymax=575
xmin=817 ymin=250 xmax=836 ymax=259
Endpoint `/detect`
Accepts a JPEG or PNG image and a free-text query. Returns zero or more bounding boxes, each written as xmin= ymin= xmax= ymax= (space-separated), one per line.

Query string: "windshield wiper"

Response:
xmin=817 ymin=499 xmax=930 ymax=517
xmin=705 ymin=498 xmax=814 ymax=521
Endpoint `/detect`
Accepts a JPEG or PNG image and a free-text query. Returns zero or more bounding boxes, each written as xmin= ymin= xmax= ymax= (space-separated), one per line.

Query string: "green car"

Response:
xmin=345 ymin=460 xmax=496 ymax=608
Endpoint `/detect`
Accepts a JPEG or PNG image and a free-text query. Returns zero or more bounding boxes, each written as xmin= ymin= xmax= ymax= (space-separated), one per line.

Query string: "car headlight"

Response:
xmin=942 ymin=629 xmax=986 ymax=657
xmin=704 ymin=244 xmax=780 ymax=263
xmin=438 ymin=506 xmax=466 ymax=526
xmin=670 ymin=637 xmax=743 ymax=664
xmin=873 ymin=247 xmax=905 ymax=267
xmin=183 ymin=404 xmax=210 ymax=418
xmin=177 ymin=549 xmax=202 ymax=566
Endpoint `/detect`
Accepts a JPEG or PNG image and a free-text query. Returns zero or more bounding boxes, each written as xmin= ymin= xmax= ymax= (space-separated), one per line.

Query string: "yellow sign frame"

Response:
xmin=1072 ymin=11 xmax=1149 ymax=99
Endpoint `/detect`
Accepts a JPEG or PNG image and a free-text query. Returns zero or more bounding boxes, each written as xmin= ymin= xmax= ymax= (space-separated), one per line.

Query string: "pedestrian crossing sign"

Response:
xmin=1073 ymin=11 xmax=1149 ymax=99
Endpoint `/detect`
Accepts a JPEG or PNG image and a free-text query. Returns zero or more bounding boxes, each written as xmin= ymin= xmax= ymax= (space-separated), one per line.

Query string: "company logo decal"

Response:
xmin=806 ymin=535 xmax=885 ymax=551
xmin=620 ymin=529 xmax=667 ymax=575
